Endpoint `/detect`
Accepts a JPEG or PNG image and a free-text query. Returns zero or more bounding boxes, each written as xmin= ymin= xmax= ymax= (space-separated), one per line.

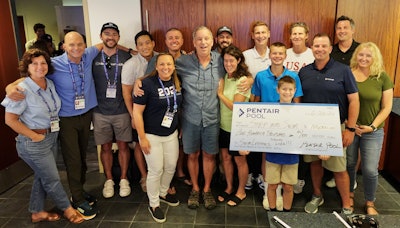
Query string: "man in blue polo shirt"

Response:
xmin=299 ymin=33 xmax=359 ymax=215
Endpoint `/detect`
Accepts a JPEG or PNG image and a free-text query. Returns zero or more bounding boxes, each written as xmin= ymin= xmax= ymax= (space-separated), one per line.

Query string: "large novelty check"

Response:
xmin=230 ymin=103 xmax=343 ymax=156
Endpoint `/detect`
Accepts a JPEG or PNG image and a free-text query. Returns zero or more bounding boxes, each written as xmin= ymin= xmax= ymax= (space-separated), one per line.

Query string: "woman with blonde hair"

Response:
xmin=347 ymin=42 xmax=393 ymax=215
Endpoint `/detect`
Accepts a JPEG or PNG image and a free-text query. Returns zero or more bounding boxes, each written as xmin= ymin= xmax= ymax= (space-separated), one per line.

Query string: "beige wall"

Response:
xmin=15 ymin=0 xmax=63 ymax=46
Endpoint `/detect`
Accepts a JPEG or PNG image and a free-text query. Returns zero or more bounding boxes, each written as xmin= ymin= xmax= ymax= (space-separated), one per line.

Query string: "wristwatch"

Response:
xmin=345 ymin=126 xmax=356 ymax=132
xmin=370 ymin=124 xmax=377 ymax=132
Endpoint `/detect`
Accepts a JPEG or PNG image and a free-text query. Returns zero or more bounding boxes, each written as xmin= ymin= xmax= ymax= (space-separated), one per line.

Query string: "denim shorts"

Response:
xmin=181 ymin=119 xmax=219 ymax=155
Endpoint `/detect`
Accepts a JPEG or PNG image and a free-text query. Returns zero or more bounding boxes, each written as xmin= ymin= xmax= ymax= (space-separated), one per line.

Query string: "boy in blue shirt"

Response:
xmin=265 ymin=76 xmax=299 ymax=212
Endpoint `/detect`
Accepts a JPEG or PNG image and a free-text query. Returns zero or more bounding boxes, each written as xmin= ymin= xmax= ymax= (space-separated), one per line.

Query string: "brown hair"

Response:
xmin=147 ymin=53 xmax=181 ymax=92
xmin=18 ymin=48 xmax=53 ymax=78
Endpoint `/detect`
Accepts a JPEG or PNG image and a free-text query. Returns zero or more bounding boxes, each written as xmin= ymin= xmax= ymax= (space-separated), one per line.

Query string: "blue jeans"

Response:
xmin=346 ymin=129 xmax=384 ymax=202
xmin=15 ymin=132 xmax=71 ymax=213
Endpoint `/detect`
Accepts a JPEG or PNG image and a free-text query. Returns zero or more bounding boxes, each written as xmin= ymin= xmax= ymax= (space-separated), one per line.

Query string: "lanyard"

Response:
xmin=101 ymin=50 xmax=119 ymax=86
xmin=68 ymin=60 xmax=85 ymax=97
xmin=157 ymin=77 xmax=177 ymax=112
xmin=37 ymin=87 xmax=58 ymax=116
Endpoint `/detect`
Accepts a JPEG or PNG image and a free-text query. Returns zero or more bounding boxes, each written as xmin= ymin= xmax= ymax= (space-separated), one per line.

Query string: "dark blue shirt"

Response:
xmin=299 ymin=58 xmax=358 ymax=123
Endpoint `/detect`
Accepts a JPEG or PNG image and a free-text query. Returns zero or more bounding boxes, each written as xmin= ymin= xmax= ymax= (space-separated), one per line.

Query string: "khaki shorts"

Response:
xmin=303 ymin=123 xmax=346 ymax=172
xmin=265 ymin=161 xmax=298 ymax=185
xmin=93 ymin=112 xmax=132 ymax=145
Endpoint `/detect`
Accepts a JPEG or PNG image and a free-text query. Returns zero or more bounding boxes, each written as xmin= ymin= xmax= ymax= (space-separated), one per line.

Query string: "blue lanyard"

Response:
xmin=68 ymin=60 xmax=85 ymax=97
xmin=157 ymin=77 xmax=177 ymax=112
xmin=37 ymin=87 xmax=58 ymax=116
xmin=101 ymin=50 xmax=119 ymax=86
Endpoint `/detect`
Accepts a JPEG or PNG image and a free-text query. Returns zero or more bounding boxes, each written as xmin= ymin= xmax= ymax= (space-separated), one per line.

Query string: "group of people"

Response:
xmin=2 ymin=14 xmax=393 ymax=224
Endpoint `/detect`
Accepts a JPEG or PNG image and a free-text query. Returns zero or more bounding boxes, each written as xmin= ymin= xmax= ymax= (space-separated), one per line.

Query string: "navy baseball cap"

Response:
xmin=101 ymin=22 xmax=119 ymax=34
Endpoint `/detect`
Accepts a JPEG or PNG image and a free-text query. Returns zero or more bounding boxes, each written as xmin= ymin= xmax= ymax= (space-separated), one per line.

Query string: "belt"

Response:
xmin=32 ymin=128 xmax=51 ymax=135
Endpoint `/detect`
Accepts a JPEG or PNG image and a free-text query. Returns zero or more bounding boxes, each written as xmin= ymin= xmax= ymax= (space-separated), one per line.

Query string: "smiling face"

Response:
xmin=136 ymin=35 xmax=155 ymax=59
xmin=100 ymin=28 xmax=120 ymax=49
xmin=356 ymin=47 xmax=373 ymax=69
xmin=193 ymin=27 xmax=213 ymax=57
xmin=216 ymin=32 xmax=233 ymax=50
xmin=251 ymin=25 xmax=270 ymax=47
xmin=311 ymin=36 xmax=332 ymax=62
xmin=223 ymin=53 xmax=240 ymax=76
xmin=335 ymin=20 xmax=354 ymax=42
xmin=269 ymin=45 xmax=286 ymax=65
xmin=277 ymin=82 xmax=296 ymax=103
xmin=28 ymin=55 xmax=48 ymax=81
xmin=156 ymin=54 xmax=175 ymax=81
xmin=63 ymin=31 xmax=86 ymax=63
xmin=165 ymin=29 xmax=184 ymax=53
xmin=290 ymin=26 xmax=308 ymax=47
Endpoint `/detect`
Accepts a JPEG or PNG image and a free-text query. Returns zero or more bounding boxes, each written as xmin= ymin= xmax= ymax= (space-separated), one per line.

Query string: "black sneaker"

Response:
xmin=160 ymin=194 xmax=180 ymax=206
xmin=83 ymin=192 xmax=98 ymax=206
xmin=148 ymin=206 xmax=166 ymax=223
xmin=75 ymin=200 xmax=97 ymax=220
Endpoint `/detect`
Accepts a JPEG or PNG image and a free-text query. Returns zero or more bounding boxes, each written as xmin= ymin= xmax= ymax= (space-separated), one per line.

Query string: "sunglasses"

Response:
xmin=105 ymin=56 xmax=111 ymax=69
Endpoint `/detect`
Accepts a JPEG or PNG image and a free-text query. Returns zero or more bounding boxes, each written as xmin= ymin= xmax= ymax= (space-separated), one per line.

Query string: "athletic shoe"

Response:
xmin=75 ymin=200 xmax=97 ymax=220
xmin=102 ymin=179 xmax=114 ymax=198
xmin=160 ymin=193 xmax=180 ymax=206
xmin=304 ymin=195 xmax=324 ymax=213
xmin=83 ymin=192 xmax=97 ymax=206
xmin=326 ymin=178 xmax=336 ymax=188
xmin=148 ymin=206 xmax=166 ymax=223
xmin=119 ymin=179 xmax=131 ymax=197
xmin=245 ymin=173 xmax=253 ymax=190
xmin=342 ymin=207 xmax=353 ymax=215
xmin=293 ymin=179 xmax=305 ymax=194
xmin=256 ymin=174 xmax=265 ymax=190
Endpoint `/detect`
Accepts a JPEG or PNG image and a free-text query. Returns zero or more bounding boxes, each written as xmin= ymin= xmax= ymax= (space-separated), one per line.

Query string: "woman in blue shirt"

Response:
xmin=2 ymin=49 xmax=83 ymax=224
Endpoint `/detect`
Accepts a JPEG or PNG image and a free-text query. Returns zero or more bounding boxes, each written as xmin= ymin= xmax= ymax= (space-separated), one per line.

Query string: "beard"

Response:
xmin=104 ymin=40 xmax=117 ymax=49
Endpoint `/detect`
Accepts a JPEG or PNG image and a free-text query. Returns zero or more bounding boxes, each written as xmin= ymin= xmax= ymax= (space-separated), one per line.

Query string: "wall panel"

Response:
xmin=141 ymin=0 xmax=205 ymax=52
xmin=337 ymin=0 xmax=400 ymax=96
xmin=205 ymin=0 xmax=270 ymax=51
xmin=270 ymin=0 xmax=336 ymax=47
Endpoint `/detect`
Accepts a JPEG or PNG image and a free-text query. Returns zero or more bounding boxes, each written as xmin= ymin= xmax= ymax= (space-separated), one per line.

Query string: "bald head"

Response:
xmin=63 ymin=31 xmax=86 ymax=63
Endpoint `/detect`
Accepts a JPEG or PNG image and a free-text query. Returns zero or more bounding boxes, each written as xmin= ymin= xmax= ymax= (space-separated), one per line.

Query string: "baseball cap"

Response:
xmin=40 ymin=34 xmax=53 ymax=43
xmin=101 ymin=22 xmax=119 ymax=34
xmin=217 ymin=26 xmax=232 ymax=36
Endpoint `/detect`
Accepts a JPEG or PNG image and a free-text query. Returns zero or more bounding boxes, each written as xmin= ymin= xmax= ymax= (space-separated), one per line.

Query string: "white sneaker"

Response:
xmin=326 ymin=178 xmax=336 ymax=188
xmin=262 ymin=195 xmax=269 ymax=210
xmin=119 ymin=179 xmax=131 ymax=197
xmin=276 ymin=196 xmax=283 ymax=211
xmin=256 ymin=174 xmax=265 ymax=190
xmin=293 ymin=179 xmax=305 ymax=194
xmin=103 ymin=179 xmax=114 ymax=198
xmin=245 ymin=173 xmax=253 ymax=190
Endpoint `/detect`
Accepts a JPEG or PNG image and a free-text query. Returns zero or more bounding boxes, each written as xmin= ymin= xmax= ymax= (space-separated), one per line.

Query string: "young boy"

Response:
xmin=265 ymin=76 xmax=299 ymax=211
xmin=251 ymin=42 xmax=303 ymax=210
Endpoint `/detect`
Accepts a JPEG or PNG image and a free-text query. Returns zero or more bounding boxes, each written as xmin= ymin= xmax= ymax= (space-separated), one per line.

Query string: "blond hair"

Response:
xmin=350 ymin=42 xmax=385 ymax=79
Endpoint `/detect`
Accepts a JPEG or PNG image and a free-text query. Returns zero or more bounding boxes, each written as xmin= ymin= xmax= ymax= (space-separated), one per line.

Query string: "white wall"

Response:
xmin=83 ymin=0 xmax=142 ymax=49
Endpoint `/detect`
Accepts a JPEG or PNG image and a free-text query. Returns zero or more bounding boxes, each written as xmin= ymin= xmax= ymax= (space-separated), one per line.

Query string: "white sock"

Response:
xmin=264 ymin=182 xmax=268 ymax=195
xmin=276 ymin=184 xmax=283 ymax=197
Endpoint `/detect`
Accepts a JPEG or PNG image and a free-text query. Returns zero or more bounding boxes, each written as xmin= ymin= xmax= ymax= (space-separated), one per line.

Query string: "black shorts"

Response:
xmin=219 ymin=128 xmax=240 ymax=156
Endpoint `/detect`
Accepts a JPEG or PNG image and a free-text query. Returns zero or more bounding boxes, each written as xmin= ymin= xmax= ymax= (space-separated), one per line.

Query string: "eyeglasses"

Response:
xmin=105 ymin=56 xmax=111 ymax=69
